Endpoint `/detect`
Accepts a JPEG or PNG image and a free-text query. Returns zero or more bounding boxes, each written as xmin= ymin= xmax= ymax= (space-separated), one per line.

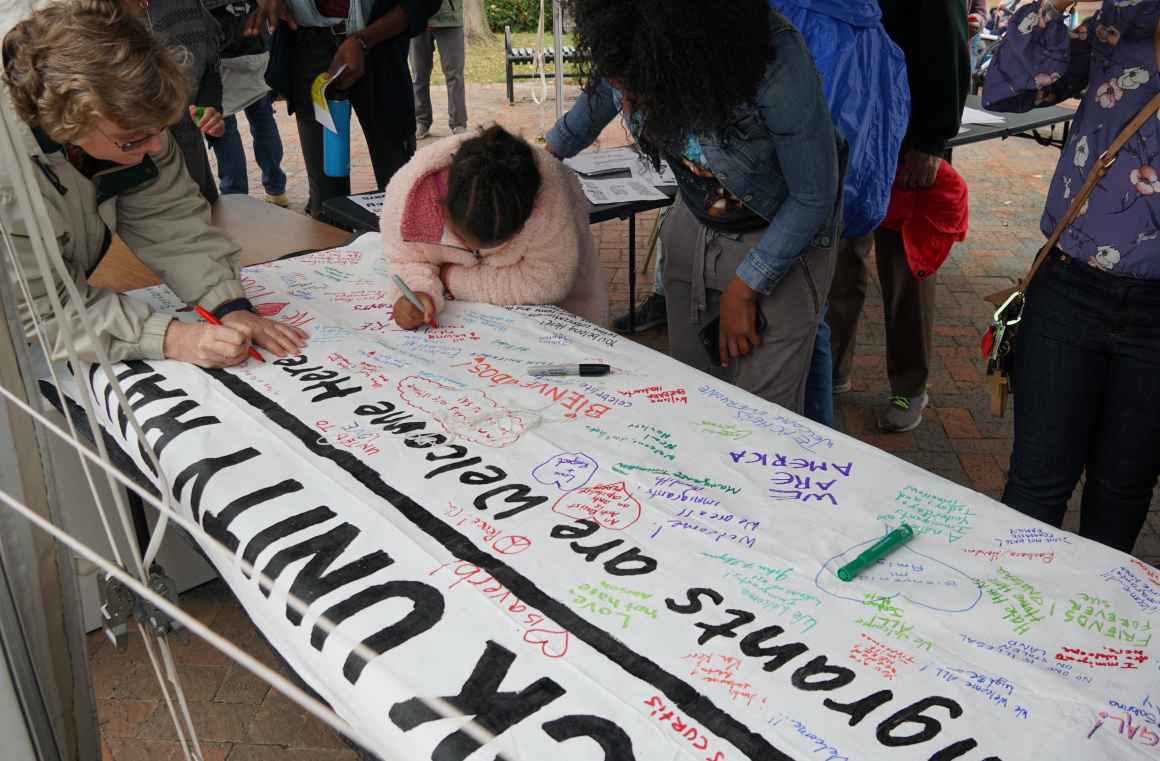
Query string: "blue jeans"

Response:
xmin=1003 ymin=251 xmax=1160 ymax=553
xmin=213 ymin=94 xmax=287 ymax=196
xmin=804 ymin=304 xmax=833 ymax=427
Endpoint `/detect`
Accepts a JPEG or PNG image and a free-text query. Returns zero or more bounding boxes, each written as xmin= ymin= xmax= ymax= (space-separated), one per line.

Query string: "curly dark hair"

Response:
xmin=573 ymin=0 xmax=774 ymax=166
xmin=446 ymin=125 xmax=542 ymax=247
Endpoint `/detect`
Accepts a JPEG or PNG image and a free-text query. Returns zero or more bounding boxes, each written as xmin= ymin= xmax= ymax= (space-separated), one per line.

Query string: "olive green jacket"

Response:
xmin=429 ymin=0 xmax=462 ymax=27
xmin=1 ymin=127 xmax=244 ymax=362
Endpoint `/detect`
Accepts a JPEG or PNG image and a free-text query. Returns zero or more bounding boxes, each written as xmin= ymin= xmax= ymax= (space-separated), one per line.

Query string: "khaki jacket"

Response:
xmin=1 ymin=127 xmax=244 ymax=362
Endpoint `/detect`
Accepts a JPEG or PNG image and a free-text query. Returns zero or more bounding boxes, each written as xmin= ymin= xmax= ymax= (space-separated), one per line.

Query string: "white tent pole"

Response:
xmin=553 ymin=0 xmax=564 ymax=120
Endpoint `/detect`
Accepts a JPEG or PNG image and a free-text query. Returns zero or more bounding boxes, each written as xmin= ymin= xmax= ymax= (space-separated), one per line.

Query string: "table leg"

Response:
xmin=627 ymin=212 xmax=637 ymax=335
xmin=127 ymin=488 xmax=151 ymax=560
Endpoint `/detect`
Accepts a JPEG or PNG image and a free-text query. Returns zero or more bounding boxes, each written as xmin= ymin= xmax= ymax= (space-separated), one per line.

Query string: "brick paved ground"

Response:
xmin=94 ymin=82 xmax=1159 ymax=760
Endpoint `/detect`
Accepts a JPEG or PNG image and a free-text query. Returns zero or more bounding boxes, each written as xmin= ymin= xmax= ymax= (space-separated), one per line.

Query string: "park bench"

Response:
xmin=504 ymin=24 xmax=587 ymax=104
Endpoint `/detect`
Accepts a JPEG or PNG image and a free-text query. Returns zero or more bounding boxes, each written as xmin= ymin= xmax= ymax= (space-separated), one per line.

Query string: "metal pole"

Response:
xmin=553 ymin=0 xmax=564 ymax=120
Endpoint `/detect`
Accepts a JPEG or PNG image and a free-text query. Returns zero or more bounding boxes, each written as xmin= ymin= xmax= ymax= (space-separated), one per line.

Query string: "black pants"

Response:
xmin=288 ymin=27 xmax=416 ymax=218
xmin=1003 ymin=250 xmax=1160 ymax=553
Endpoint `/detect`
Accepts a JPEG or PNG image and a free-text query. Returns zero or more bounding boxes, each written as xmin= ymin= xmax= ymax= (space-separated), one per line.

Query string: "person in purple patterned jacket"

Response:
xmin=982 ymin=0 xmax=1160 ymax=553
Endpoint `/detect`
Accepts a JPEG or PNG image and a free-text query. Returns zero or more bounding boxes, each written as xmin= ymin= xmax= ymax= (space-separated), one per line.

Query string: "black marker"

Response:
xmin=528 ymin=364 xmax=611 ymax=378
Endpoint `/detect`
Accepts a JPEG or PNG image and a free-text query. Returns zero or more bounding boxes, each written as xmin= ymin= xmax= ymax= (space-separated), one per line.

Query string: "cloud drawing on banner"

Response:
xmin=814 ymin=537 xmax=982 ymax=612
xmin=397 ymin=376 xmax=530 ymax=447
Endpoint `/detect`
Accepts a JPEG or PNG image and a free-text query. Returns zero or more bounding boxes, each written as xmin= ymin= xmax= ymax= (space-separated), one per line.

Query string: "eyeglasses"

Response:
xmin=94 ymin=124 xmax=161 ymax=153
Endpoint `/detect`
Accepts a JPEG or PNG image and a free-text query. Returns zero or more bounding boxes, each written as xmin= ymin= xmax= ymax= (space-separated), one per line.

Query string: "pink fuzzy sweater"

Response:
xmin=381 ymin=131 xmax=608 ymax=326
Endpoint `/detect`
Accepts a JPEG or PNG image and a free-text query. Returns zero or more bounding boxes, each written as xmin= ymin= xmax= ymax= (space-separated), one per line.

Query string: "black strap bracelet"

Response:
xmin=211 ymin=297 xmax=254 ymax=320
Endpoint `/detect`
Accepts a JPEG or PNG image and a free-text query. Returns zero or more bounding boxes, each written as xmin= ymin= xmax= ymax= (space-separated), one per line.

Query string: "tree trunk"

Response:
xmin=462 ymin=0 xmax=492 ymax=43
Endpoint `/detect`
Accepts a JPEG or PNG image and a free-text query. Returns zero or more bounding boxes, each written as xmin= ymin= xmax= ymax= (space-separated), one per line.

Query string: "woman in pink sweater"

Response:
xmin=383 ymin=125 xmax=608 ymax=329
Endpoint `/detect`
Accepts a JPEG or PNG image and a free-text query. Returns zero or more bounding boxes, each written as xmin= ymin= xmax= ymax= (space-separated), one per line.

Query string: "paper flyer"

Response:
xmin=311 ymin=65 xmax=347 ymax=133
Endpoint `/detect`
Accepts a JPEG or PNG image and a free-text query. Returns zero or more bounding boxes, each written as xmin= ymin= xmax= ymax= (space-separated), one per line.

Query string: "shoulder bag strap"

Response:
xmin=1013 ymin=19 xmax=1160 ymax=292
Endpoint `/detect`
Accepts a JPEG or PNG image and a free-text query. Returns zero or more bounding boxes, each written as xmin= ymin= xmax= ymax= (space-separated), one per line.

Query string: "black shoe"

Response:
xmin=612 ymin=293 xmax=668 ymax=333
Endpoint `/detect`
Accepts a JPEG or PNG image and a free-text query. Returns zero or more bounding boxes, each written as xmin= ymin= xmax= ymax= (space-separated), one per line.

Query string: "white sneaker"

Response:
xmin=415 ymin=124 xmax=431 ymax=140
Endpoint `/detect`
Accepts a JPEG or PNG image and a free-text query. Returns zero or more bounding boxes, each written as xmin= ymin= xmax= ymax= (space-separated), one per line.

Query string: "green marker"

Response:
xmin=193 ymin=106 xmax=205 ymax=125
xmin=837 ymin=524 xmax=915 ymax=582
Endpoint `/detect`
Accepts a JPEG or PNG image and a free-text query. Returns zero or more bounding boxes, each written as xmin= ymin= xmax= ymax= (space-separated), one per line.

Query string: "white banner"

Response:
xmin=71 ymin=233 xmax=1160 ymax=761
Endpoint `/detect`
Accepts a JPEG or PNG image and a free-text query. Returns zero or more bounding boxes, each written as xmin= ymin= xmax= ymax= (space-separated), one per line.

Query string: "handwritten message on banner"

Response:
xmin=64 ymin=234 xmax=1160 ymax=761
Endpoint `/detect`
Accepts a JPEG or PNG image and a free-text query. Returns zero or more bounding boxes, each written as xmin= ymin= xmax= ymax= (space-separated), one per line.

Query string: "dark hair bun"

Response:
xmin=446 ymin=125 xmax=542 ymax=246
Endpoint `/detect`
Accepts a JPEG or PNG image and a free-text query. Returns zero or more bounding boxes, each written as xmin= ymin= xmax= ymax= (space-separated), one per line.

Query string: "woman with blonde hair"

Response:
xmin=1 ymin=0 xmax=307 ymax=366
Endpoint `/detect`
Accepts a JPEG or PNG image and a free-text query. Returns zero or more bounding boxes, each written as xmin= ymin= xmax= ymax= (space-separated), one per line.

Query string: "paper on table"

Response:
xmin=630 ymin=159 xmax=677 ymax=187
xmin=580 ymin=176 xmax=670 ymax=205
xmin=351 ymin=191 xmax=385 ymax=216
xmin=311 ymin=65 xmax=347 ymax=133
xmin=563 ymin=146 xmax=640 ymax=177
xmin=961 ymin=105 xmax=1005 ymax=126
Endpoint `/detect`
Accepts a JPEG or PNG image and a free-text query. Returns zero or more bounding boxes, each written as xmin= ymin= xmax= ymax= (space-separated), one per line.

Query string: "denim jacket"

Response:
xmin=546 ymin=13 xmax=845 ymax=295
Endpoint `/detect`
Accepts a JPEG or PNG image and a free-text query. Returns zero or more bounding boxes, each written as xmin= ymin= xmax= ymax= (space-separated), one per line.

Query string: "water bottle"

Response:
xmin=323 ymin=97 xmax=351 ymax=178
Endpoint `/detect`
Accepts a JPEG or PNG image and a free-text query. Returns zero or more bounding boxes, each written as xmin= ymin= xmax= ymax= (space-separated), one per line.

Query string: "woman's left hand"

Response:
xmin=719 ymin=276 xmax=762 ymax=368
xmin=221 ymin=311 xmax=309 ymax=358
xmin=191 ymin=105 xmax=225 ymax=138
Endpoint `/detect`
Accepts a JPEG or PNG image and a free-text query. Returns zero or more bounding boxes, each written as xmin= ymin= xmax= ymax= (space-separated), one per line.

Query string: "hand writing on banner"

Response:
xmin=393 ymin=291 xmax=437 ymax=330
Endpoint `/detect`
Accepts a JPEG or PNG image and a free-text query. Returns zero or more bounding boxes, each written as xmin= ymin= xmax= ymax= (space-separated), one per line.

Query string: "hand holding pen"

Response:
xmin=391 ymin=275 xmax=438 ymax=330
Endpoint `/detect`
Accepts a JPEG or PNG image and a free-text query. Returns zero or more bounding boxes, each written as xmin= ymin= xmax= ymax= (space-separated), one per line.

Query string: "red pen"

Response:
xmin=193 ymin=305 xmax=264 ymax=362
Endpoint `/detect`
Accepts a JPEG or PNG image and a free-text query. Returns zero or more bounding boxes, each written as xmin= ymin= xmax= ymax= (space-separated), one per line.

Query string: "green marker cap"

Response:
xmin=193 ymin=106 xmax=205 ymax=124
xmin=837 ymin=523 xmax=915 ymax=582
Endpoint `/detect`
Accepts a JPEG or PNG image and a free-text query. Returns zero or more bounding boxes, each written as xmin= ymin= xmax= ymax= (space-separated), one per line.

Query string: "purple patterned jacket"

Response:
xmin=983 ymin=0 xmax=1160 ymax=279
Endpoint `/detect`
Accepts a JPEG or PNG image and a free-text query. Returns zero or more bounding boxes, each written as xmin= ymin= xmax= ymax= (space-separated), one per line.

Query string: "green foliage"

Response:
xmin=487 ymin=0 xmax=555 ymax=33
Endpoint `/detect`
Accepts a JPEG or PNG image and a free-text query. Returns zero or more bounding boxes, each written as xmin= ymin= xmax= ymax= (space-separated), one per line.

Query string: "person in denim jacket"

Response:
xmin=547 ymin=0 xmax=845 ymax=414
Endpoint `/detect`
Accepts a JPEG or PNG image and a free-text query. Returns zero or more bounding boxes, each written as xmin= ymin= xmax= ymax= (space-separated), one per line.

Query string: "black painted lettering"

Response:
xmin=240 ymin=506 xmax=334 ymax=570
xmin=389 ymin=640 xmax=565 ymax=761
xmin=823 ymin=690 xmax=894 ymax=726
xmin=427 ymin=456 xmax=483 ymax=479
xmin=427 ymin=445 xmax=470 ymax=462
xmin=695 ymin=609 xmax=756 ymax=645
xmin=790 ymin=656 xmax=856 ymax=692
xmin=141 ymin=399 xmax=218 ymax=461
xmin=259 ymin=522 xmax=395 ymax=626
xmin=372 ymin=411 xmax=427 ymax=435
xmin=355 ymin=401 xmax=395 ymax=416
xmin=405 ymin=432 xmax=447 ymax=449
xmin=337 ymin=581 xmax=445 ymax=683
xmin=602 ymin=547 xmax=657 ymax=576
xmin=665 ymin=588 xmax=724 ymax=615
xmin=298 ymin=370 xmax=339 ymax=382
xmin=876 ymin=697 xmax=963 ymax=747
xmin=460 ymin=465 xmax=506 ymax=486
xmin=477 ymin=484 xmax=548 ymax=520
xmin=203 ymin=479 xmax=304 ymax=552
xmin=283 ymin=364 xmax=324 ymax=376
xmin=302 ymin=375 xmax=362 ymax=403
xmin=124 ymin=373 xmax=187 ymax=411
xmin=738 ymin=626 xmax=809 ymax=672
xmin=570 ymin=538 xmax=623 ymax=563
xmin=542 ymin=715 xmax=635 ymax=761
xmin=928 ymin=739 xmax=979 ymax=760
xmin=550 ymin=519 xmax=601 ymax=541
xmin=274 ymin=355 xmax=309 ymax=367
xmin=172 ymin=448 xmax=260 ymax=523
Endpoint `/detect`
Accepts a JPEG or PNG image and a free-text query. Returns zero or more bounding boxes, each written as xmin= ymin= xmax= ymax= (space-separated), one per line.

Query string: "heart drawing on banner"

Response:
xmin=523 ymin=627 xmax=570 ymax=659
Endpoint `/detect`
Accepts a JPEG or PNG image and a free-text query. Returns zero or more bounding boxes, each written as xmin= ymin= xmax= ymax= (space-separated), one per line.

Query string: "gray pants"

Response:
xmin=410 ymin=26 xmax=467 ymax=131
xmin=662 ymin=200 xmax=837 ymax=414
xmin=827 ymin=228 xmax=935 ymax=397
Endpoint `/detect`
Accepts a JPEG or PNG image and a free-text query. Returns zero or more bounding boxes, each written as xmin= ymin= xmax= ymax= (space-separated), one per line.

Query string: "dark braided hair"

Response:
xmin=572 ymin=0 xmax=774 ymax=169
xmin=445 ymin=125 xmax=542 ymax=247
